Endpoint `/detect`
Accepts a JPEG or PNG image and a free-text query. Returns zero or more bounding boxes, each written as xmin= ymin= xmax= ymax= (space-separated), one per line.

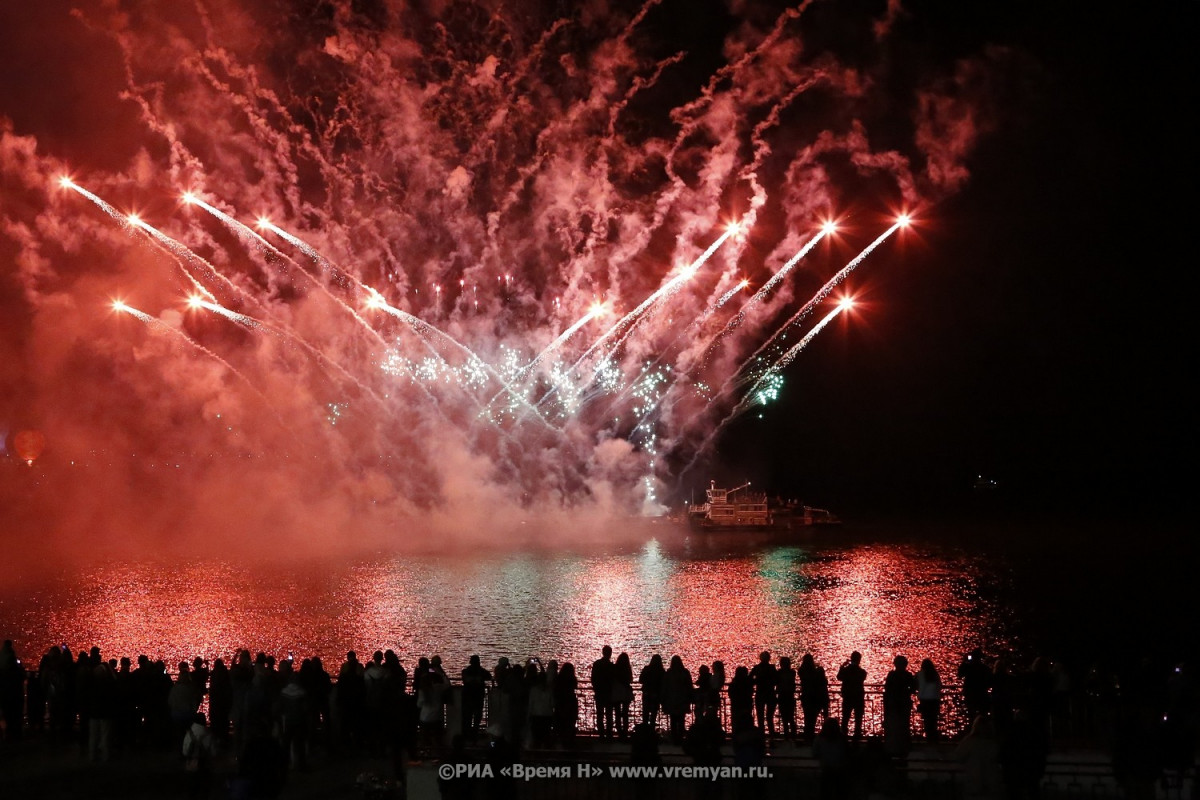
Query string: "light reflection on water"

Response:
xmin=1 ymin=534 xmax=1007 ymax=681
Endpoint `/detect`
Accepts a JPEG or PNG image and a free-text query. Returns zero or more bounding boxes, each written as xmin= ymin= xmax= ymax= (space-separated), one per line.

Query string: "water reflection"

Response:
xmin=3 ymin=536 xmax=1007 ymax=683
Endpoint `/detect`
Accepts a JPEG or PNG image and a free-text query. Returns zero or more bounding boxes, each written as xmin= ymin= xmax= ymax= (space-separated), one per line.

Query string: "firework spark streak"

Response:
xmin=705 ymin=226 xmax=832 ymax=358
xmin=741 ymin=301 xmax=849 ymax=409
xmin=114 ymin=300 xmax=272 ymax=411
xmin=732 ymin=222 xmax=902 ymax=390
xmin=536 ymin=226 xmax=738 ymax=412
xmin=191 ymin=298 xmax=388 ymax=407
xmin=184 ymin=194 xmax=291 ymax=263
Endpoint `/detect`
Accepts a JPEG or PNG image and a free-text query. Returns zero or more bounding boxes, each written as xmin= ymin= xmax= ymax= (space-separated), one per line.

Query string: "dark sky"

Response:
xmin=686 ymin=1 xmax=1196 ymax=519
xmin=0 ymin=0 xmax=1193 ymax=549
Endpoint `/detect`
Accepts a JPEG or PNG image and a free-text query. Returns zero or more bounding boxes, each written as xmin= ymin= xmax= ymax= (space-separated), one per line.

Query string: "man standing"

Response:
xmin=750 ymin=651 xmax=778 ymax=738
xmin=837 ymin=651 xmax=867 ymax=740
xmin=460 ymin=655 xmax=491 ymax=740
xmin=590 ymin=645 xmax=615 ymax=738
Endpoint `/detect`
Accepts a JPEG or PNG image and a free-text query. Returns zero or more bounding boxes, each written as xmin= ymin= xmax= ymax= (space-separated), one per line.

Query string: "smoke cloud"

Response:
xmin=0 ymin=0 xmax=1004 ymax=566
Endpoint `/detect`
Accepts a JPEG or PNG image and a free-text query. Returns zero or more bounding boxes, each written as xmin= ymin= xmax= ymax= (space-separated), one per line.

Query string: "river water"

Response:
xmin=0 ymin=520 xmax=1190 ymax=684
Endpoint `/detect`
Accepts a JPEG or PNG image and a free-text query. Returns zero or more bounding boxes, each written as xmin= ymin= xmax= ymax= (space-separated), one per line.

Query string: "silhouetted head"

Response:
xmin=780 ymin=657 xmax=791 ymax=669
xmin=470 ymin=655 xmax=481 ymax=666
xmin=346 ymin=650 xmax=357 ymax=663
xmin=894 ymin=655 xmax=908 ymax=670
xmin=735 ymin=665 xmax=749 ymax=679
xmin=670 ymin=655 xmax=684 ymax=669
xmin=759 ymin=651 xmax=771 ymax=664
xmin=651 ymin=654 xmax=664 ymax=669
xmin=373 ymin=650 xmax=384 ymax=664
xmin=802 ymin=653 xmax=815 ymax=668
xmin=851 ymin=651 xmax=862 ymax=664
xmin=921 ymin=658 xmax=935 ymax=674
xmin=602 ymin=645 xmax=612 ymax=658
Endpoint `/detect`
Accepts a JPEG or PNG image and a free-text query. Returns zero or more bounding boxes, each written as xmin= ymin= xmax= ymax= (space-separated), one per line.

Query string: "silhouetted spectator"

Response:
xmin=837 ymin=651 xmax=867 ymax=740
xmin=590 ymin=645 xmax=615 ymax=738
xmin=662 ymin=655 xmax=694 ymax=744
xmin=696 ymin=664 xmax=718 ymax=719
xmin=528 ymin=668 xmax=554 ymax=747
xmin=883 ymin=655 xmax=916 ymax=759
xmin=814 ymin=718 xmax=851 ymax=800
xmin=209 ymin=657 xmax=232 ymax=741
xmin=363 ymin=650 xmax=388 ymax=751
xmin=88 ymin=658 xmax=118 ymax=761
xmin=991 ymin=657 xmax=1016 ymax=733
xmin=114 ymin=656 xmax=136 ymax=752
xmin=417 ymin=660 xmax=448 ymax=747
xmin=630 ymin=721 xmax=662 ymax=800
xmin=182 ymin=711 xmax=218 ymax=800
xmin=711 ymin=661 xmax=727 ymax=710
xmin=613 ymin=652 xmax=634 ymax=739
xmin=41 ymin=645 xmax=70 ymax=742
xmin=959 ymin=649 xmax=992 ymax=723
xmin=750 ymin=650 xmax=778 ymax=738
xmin=300 ymin=656 xmax=332 ymax=744
xmin=277 ymin=668 xmax=309 ymax=770
xmin=336 ymin=650 xmax=366 ymax=746
xmin=168 ymin=662 xmax=201 ymax=745
xmin=916 ymin=658 xmax=942 ymax=741
xmin=684 ymin=705 xmax=725 ymax=766
xmin=0 ymin=640 xmax=24 ymax=741
xmin=776 ymin=656 xmax=797 ymax=739
xmin=728 ymin=665 xmax=754 ymax=736
xmin=800 ymin=653 xmax=831 ymax=742
xmin=553 ymin=662 xmax=579 ymax=745
xmin=460 ymin=654 xmax=491 ymax=740
xmin=638 ymin=654 xmax=665 ymax=727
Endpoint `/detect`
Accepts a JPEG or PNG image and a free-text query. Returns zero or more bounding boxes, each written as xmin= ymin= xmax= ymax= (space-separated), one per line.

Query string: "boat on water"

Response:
xmin=685 ymin=481 xmax=841 ymax=532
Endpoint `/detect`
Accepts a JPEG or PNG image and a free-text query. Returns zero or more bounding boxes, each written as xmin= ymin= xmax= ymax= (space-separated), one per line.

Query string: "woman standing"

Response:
xmin=916 ymin=658 xmax=943 ymax=742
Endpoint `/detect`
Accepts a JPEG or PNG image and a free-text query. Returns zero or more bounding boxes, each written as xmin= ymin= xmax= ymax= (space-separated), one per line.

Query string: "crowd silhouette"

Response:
xmin=0 ymin=638 xmax=1195 ymax=799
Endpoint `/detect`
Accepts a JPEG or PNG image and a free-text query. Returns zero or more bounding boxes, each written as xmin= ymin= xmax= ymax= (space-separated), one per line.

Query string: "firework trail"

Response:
xmin=184 ymin=194 xmax=291 ymax=264
xmin=113 ymin=300 xmax=276 ymax=415
xmin=680 ymin=299 xmax=851 ymax=478
xmin=730 ymin=221 xmax=903 ymax=391
xmin=190 ymin=297 xmax=388 ymax=407
xmin=619 ymin=279 xmax=751 ymax=433
xmin=740 ymin=300 xmax=850 ymax=408
xmin=702 ymin=225 xmax=833 ymax=361
xmin=59 ymin=178 xmax=124 ymax=224
xmin=127 ymin=216 xmax=261 ymax=306
xmin=62 ymin=180 xmax=217 ymax=301
xmin=541 ymin=225 xmax=739 ymax=411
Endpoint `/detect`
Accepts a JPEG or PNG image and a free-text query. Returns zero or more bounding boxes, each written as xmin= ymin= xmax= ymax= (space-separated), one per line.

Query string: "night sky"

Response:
xmin=0 ymin=0 xmax=1192 ymax=561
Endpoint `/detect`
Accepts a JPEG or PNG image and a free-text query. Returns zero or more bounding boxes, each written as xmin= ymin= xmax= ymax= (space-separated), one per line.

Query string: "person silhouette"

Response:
xmin=836 ymin=651 xmax=867 ymax=740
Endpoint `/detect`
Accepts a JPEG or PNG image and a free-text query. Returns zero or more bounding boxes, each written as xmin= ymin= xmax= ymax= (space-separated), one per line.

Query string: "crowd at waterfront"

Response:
xmin=0 ymin=638 xmax=1195 ymax=798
